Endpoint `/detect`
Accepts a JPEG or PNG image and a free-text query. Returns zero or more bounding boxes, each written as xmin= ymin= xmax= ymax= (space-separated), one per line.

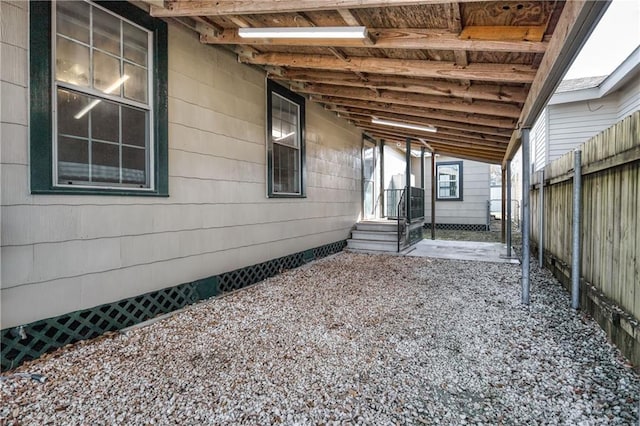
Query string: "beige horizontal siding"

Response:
xmin=0 ymin=11 xmax=362 ymax=327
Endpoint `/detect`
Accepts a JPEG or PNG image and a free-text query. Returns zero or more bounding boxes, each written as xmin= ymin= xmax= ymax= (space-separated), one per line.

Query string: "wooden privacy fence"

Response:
xmin=530 ymin=111 xmax=639 ymax=365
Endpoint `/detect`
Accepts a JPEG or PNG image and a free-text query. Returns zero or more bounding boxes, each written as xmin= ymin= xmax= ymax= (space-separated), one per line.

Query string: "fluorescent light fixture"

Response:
xmin=74 ymin=75 xmax=130 ymax=119
xmin=372 ymin=117 xmax=437 ymax=133
xmin=238 ymin=26 xmax=367 ymax=39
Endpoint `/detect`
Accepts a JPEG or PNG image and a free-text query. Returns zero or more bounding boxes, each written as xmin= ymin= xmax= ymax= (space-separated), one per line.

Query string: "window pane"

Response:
xmin=271 ymin=93 xmax=298 ymax=148
xmin=56 ymin=1 xmax=90 ymax=44
xmin=123 ymin=22 xmax=148 ymax=66
xmin=93 ymin=50 xmax=121 ymax=94
xmin=122 ymin=106 xmax=147 ymax=147
xmin=92 ymin=141 xmax=120 ymax=183
xmin=58 ymin=136 xmax=89 ymax=183
xmin=122 ymin=146 xmax=147 ymax=184
xmin=93 ymin=6 xmax=120 ymax=56
xmin=273 ymin=143 xmax=300 ymax=193
xmin=56 ymin=37 xmax=90 ymax=87
xmin=124 ymin=63 xmax=148 ymax=103
xmin=57 ymin=89 xmax=89 ymax=138
xmin=91 ymin=100 xmax=119 ymax=143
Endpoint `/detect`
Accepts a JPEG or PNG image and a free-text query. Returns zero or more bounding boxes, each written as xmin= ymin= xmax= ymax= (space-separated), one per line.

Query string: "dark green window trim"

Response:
xmin=29 ymin=1 xmax=168 ymax=197
xmin=266 ymin=79 xmax=306 ymax=198
xmin=436 ymin=161 xmax=463 ymax=201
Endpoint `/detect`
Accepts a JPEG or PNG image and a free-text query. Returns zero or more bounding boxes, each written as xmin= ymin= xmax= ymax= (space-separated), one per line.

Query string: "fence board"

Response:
xmin=533 ymin=111 xmax=639 ymax=320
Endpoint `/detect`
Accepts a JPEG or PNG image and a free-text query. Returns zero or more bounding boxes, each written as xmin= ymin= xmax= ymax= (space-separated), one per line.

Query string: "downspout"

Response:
xmin=571 ymin=150 xmax=582 ymax=310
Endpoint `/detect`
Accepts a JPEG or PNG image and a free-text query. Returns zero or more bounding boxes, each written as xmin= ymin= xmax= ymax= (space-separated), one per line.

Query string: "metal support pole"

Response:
xmin=522 ymin=128 xmax=531 ymax=306
xmin=420 ymin=147 xmax=425 ymax=189
xmin=506 ymin=160 xmax=512 ymax=257
xmin=405 ymin=138 xmax=411 ymax=223
xmin=572 ymin=150 xmax=582 ymax=310
xmin=501 ymin=167 xmax=506 ymax=244
xmin=380 ymin=140 xmax=385 ymax=217
xmin=538 ymin=170 xmax=545 ymax=268
xmin=431 ymin=151 xmax=436 ymax=240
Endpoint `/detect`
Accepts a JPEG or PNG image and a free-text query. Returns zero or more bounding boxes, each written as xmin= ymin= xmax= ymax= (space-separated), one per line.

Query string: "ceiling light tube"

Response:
xmin=372 ymin=117 xmax=437 ymax=133
xmin=74 ymin=75 xmax=130 ymax=119
xmin=238 ymin=26 xmax=367 ymax=39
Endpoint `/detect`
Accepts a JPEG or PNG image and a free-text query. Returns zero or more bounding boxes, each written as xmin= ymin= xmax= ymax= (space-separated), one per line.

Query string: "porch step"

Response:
xmin=346 ymin=239 xmax=399 ymax=252
xmin=354 ymin=221 xmax=397 ymax=232
xmin=351 ymin=230 xmax=398 ymax=242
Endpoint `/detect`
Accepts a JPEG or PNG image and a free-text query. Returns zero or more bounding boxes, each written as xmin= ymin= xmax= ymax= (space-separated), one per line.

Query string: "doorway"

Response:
xmin=363 ymin=139 xmax=378 ymax=219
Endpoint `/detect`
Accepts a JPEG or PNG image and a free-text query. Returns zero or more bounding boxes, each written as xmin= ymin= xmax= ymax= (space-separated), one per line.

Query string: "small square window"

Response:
xmin=436 ymin=161 xmax=463 ymax=201
xmin=267 ymin=80 xmax=306 ymax=198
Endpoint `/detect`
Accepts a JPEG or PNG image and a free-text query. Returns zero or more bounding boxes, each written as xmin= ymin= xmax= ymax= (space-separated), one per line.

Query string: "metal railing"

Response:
xmin=396 ymin=189 xmax=406 ymax=252
xmin=409 ymin=186 xmax=425 ymax=221
xmin=385 ymin=189 xmax=405 ymax=219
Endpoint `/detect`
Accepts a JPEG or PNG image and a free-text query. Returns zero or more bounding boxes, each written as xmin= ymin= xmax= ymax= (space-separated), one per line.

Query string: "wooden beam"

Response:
xmin=502 ymin=0 xmax=610 ymax=166
xmin=446 ymin=3 xmax=470 ymax=88
xmin=362 ymin=131 xmax=504 ymax=163
xmin=151 ymin=1 xmax=478 ymax=17
xmin=314 ymin=96 xmax=517 ymax=129
xmin=459 ymin=26 xmax=546 ymax=42
xmin=241 ymin=53 xmax=536 ymax=83
xmin=329 ymin=105 xmax=513 ymax=138
xmin=272 ymin=70 xmax=527 ymax=103
xmin=298 ymin=83 xmax=521 ymax=118
xmin=354 ymin=122 xmax=508 ymax=154
xmin=338 ymin=109 xmax=510 ymax=144
xmin=201 ymin=28 xmax=547 ymax=53
xmin=337 ymin=9 xmax=360 ymax=26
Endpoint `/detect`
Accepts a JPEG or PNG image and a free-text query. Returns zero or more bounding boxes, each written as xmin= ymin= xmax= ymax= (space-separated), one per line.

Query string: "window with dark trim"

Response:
xmin=267 ymin=79 xmax=306 ymax=198
xmin=436 ymin=161 xmax=463 ymax=201
xmin=30 ymin=0 xmax=168 ymax=196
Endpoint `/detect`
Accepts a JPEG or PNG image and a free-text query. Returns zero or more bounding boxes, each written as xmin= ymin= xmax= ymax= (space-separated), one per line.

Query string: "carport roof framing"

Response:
xmin=146 ymin=0 xmax=609 ymax=165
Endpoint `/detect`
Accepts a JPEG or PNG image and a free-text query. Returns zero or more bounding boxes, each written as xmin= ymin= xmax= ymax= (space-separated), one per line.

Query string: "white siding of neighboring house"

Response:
xmin=0 ymin=6 xmax=362 ymax=328
xmin=617 ymin=78 xmax=640 ymax=121
xmin=424 ymin=156 xmax=490 ymax=226
xmin=383 ymin=144 xmax=414 ymax=190
xmin=547 ymin=95 xmax=620 ymax=163
xmin=531 ymin=107 xmax=548 ymax=172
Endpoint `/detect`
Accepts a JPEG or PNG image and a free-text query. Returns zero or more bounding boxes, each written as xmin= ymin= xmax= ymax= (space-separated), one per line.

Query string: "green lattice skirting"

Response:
xmin=423 ymin=223 xmax=489 ymax=232
xmin=1 ymin=240 xmax=346 ymax=371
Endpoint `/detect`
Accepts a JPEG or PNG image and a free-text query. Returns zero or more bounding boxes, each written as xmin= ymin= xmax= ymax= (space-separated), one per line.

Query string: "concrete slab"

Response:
xmin=406 ymin=239 xmax=520 ymax=264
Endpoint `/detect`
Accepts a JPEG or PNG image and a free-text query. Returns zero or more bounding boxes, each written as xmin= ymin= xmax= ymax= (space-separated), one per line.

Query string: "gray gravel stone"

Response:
xmin=1 ymin=252 xmax=639 ymax=425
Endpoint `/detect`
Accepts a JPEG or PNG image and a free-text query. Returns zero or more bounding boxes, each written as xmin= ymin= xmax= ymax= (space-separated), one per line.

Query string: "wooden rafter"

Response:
xmin=336 ymin=109 xmax=510 ymax=144
xmin=297 ymin=83 xmax=521 ymax=118
xmin=354 ymin=122 xmax=508 ymax=153
xmin=150 ymin=0 xmax=479 ymax=17
xmin=314 ymin=96 xmax=517 ymax=129
xmin=327 ymin=105 xmax=512 ymax=138
xmin=201 ymin=28 xmax=547 ymax=53
xmin=241 ymin=53 xmax=536 ymax=83
xmin=271 ymin=71 xmax=528 ymax=103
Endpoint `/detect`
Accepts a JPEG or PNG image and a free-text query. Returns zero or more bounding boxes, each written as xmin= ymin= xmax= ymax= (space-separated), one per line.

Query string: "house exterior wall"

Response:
xmin=542 ymin=76 xmax=640 ymax=166
xmin=382 ymin=144 xmax=412 ymax=190
xmin=617 ymin=78 xmax=640 ymax=121
xmin=547 ymin=95 xmax=620 ymax=163
xmin=0 ymin=4 xmax=362 ymax=329
xmin=531 ymin=107 xmax=548 ymax=172
xmin=424 ymin=155 xmax=490 ymax=226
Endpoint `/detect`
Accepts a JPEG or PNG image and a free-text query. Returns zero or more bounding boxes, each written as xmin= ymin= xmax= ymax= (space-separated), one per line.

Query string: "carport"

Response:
xmin=148 ymin=0 xmax=609 ymax=304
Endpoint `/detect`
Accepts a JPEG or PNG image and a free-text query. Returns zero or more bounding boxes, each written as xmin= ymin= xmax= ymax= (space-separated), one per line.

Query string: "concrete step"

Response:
xmin=355 ymin=221 xmax=398 ymax=232
xmin=351 ymin=230 xmax=398 ymax=242
xmin=346 ymin=239 xmax=399 ymax=252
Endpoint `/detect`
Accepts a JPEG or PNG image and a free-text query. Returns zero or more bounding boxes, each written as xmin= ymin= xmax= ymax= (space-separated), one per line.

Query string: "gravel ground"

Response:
xmin=1 ymin=252 xmax=639 ymax=425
